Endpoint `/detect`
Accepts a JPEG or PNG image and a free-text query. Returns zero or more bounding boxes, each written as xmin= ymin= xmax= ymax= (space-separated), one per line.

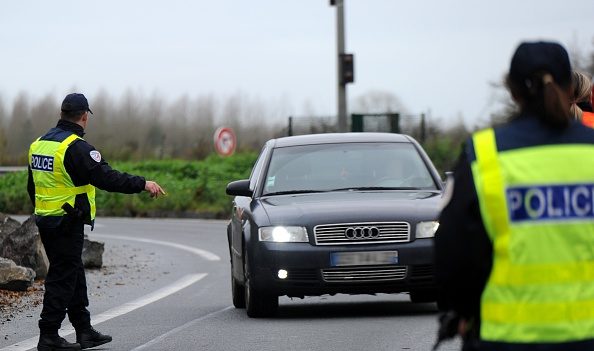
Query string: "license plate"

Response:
xmin=330 ymin=251 xmax=398 ymax=267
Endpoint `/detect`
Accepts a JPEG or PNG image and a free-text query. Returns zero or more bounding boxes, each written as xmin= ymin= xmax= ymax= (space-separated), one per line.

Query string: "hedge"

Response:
xmin=0 ymin=152 xmax=258 ymax=219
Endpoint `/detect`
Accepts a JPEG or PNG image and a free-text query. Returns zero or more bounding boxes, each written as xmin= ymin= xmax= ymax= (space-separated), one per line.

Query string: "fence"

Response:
xmin=0 ymin=166 xmax=27 ymax=175
xmin=285 ymin=113 xmax=427 ymax=142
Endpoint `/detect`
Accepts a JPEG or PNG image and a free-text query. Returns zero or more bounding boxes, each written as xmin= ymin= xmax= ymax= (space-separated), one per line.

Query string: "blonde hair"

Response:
xmin=570 ymin=71 xmax=593 ymax=119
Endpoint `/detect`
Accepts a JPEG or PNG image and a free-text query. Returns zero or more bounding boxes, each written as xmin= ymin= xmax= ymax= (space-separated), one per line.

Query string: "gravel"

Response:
xmin=0 ymin=238 xmax=170 ymax=342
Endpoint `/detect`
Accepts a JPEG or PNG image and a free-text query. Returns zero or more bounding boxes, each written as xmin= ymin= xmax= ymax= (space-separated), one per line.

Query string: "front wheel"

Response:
xmin=244 ymin=253 xmax=278 ymax=318
xmin=231 ymin=263 xmax=246 ymax=308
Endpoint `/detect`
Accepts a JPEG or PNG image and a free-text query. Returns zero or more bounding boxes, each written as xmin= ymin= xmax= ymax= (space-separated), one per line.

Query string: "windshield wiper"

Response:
xmin=328 ymin=186 xmax=423 ymax=191
xmin=263 ymin=189 xmax=329 ymax=196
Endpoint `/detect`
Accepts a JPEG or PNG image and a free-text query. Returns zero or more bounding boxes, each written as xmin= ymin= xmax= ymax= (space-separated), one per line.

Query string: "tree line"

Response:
xmin=0 ymin=90 xmax=290 ymax=165
xmin=0 ymin=43 xmax=592 ymax=174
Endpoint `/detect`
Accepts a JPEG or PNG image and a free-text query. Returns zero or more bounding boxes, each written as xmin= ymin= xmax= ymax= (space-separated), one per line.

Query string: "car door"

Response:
xmin=230 ymin=145 xmax=269 ymax=280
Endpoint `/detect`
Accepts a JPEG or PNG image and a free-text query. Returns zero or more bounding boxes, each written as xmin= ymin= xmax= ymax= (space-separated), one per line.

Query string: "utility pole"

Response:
xmin=330 ymin=0 xmax=350 ymax=132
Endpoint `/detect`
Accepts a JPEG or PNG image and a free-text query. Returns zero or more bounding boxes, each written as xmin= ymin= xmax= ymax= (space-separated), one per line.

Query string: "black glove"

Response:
xmin=61 ymin=203 xmax=84 ymax=219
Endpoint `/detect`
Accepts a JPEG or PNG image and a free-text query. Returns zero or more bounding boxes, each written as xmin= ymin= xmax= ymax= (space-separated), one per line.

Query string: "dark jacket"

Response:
xmin=435 ymin=115 xmax=594 ymax=351
xmin=28 ymin=119 xmax=146 ymax=228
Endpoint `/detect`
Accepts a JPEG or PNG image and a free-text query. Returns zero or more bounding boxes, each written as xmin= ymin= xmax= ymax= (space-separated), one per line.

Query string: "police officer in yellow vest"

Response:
xmin=28 ymin=93 xmax=165 ymax=351
xmin=435 ymin=41 xmax=594 ymax=350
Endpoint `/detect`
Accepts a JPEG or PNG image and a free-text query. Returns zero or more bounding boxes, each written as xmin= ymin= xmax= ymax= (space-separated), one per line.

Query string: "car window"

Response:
xmin=249 ymin=146 xmax=268 ymax=191
xmin=262 ymin=142 xmax=437 ymax=195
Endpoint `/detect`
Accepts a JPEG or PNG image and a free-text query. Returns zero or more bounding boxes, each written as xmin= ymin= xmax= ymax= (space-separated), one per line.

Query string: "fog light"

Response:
xmin=278 ymin=269 xmax=288 ymax=279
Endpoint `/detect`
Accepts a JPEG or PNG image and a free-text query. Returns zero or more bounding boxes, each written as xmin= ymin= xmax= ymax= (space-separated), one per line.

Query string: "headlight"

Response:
xmin=416 ymin=221 xmax=439 ymax=239
xmin=258 ymin=226 xmax=309 ymax=242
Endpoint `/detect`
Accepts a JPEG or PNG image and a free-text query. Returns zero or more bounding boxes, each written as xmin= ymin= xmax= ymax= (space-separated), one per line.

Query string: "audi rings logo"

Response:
xmin=344 ymin=226 xmax=380 ymax=240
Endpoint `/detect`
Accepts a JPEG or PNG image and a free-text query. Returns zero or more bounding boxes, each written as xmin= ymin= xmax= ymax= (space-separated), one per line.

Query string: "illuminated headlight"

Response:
xmin=258 ymin=226 xmax=309 ymax=242
xmin=416 ymin=221 xmax=439 ymax=239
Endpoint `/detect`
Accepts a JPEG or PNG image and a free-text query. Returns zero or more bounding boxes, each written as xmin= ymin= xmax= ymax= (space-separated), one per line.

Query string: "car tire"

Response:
xmin=244 ymin=252 xmax=278 ymax=318
xmin=231 ymin=265 xmax=246 ymax=308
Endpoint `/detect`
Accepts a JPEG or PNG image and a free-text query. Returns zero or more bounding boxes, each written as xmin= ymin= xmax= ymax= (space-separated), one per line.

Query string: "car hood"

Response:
xmin=259 ymin=190 xmax=442 ymax=226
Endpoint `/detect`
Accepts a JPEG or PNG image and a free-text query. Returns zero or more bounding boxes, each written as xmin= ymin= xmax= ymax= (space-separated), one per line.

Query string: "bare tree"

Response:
xmin=0 ymin=96 xmax=6 ymax=125
xmin=240 ymin=96 xmax=271 ymax=150
xmin=568 ymin=35 xmax=594 ymax=74
xmin=109 ymin=89 xmax=144 ymax=160
xmin=0 ymin=98 xmax=6 ymax=164
xmin=165 ymin=94 xmax=191 ymax=158
xmin=187 ymin=94 xmax=216 ymax=159
xmin=352 ymin=90 xmax=407 ymax=115
xmin=6 ymin=92 xmax=34 ymax=163
xmin=30 ymin=93 xmax=58 ymax=138
xmin=85 ymin=89 xmax=113 ymax=154
xmin=587 ymin=38 xmax=594 ymax=76
xmin=220 ymin=92 xmax=243 ymax=133
xmin=141 ymin=93 xmax=165 ymax=159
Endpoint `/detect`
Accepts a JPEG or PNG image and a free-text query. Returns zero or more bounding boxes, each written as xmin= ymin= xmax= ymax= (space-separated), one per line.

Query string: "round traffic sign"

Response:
xmin=213 ymin=127 xmax=237 ymax=157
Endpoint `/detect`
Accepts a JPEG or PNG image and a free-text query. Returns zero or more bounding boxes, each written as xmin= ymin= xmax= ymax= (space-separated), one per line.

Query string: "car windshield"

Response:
xmin=262 ymin=142 xmax=437 ymax=195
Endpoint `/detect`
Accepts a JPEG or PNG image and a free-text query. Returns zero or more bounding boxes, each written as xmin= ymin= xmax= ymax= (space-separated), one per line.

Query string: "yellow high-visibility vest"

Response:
xmin=472 ymin=128 xmax=594 ymax=343
xmin=29 ymin=133 xmax=96 ymax=219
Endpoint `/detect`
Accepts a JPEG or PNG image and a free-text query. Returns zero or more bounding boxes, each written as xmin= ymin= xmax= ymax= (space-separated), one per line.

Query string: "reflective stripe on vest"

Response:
xmin=583 ymin=112 xmax=594 ymax=128
xmin=472 ymin=128 xmax=594 ymax=343
xmin=28 ymin=133 xmax=96 ymax=219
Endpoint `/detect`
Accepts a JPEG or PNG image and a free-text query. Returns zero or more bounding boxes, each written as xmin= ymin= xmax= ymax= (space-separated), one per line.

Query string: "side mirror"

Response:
xmin=226 ymin=179 xmax=253 ymax=197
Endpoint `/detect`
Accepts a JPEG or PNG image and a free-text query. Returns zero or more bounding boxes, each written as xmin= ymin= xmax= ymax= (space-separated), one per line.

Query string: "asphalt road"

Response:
xmin=0 ymin=217 xmax=461 ymax=351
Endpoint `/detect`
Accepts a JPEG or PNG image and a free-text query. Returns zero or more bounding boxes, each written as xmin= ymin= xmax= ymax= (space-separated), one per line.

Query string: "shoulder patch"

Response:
xmin=89 ymin=150 xmax=102 ymax=163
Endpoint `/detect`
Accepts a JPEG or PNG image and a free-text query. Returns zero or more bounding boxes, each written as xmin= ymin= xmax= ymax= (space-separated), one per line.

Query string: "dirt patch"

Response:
xmin=0 ymin=280 xmax=44 ymax=324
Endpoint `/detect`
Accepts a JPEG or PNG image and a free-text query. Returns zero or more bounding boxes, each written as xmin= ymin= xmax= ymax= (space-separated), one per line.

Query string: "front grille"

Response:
xmin=322 ymin=265 xmax=408 ymax=283
xmin=409 ymin=264 xmax=435 ymax=283
xmin=314 ymin=222 xmax=410 ymax=245
xmin=411 ymin=264 xmax=434 ymax=277
xmin=283 ymin=269 xmax=318 ymax=281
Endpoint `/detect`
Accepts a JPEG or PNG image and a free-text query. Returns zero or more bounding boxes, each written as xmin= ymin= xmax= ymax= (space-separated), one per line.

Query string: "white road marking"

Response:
xmin=92 ymin=234 xmax=221 ymax=261
xmin=0 ymin=274 xmax=206 ymax=351
xmin=1 ymin=232 xmax=221 ymax=351
xmin=130 ymin=306 xmax=233 ymax=351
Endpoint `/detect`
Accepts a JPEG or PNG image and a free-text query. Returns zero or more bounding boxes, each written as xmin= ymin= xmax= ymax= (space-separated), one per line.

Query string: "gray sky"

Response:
xmin=1 ymin=1 xmax=593 ymax=126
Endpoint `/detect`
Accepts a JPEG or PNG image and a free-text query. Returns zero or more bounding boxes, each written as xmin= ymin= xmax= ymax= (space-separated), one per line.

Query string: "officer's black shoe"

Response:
xmin=37 ymin=334 xmax=81 ymax=351
xmin=76 ymin=327 xmax=112 ymax=350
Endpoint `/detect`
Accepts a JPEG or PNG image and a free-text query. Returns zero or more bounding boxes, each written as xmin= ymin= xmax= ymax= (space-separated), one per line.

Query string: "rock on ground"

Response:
xmin=83 ymin=236 xmax=104 ymax=268
xmin=0 ymin=215 xmax=49 ymax=279
xmin=0 ymin=258 xmax=35 ymax=291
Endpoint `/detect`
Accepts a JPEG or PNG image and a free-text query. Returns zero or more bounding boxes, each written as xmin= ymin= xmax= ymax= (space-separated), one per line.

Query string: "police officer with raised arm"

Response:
xmin=435 ymin=41 xmax=594 ymax=350
xmin=28 ymin=93 xmax=165 ymax=351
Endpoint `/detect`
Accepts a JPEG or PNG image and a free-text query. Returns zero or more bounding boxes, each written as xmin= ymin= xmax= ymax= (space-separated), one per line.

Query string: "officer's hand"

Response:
xmin=145 ymin=180 xmax=166 ymax=198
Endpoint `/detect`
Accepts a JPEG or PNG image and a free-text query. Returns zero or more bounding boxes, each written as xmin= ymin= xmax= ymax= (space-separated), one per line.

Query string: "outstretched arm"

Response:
xmin=64 ymin=141 xmax=146 ymax=193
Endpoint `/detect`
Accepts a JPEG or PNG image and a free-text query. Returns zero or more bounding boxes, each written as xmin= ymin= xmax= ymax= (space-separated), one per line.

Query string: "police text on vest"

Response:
xmin=31 ymin=154 xmax=54 ymax=172
xmin=507 ymin=184 xmax=594 ymax=222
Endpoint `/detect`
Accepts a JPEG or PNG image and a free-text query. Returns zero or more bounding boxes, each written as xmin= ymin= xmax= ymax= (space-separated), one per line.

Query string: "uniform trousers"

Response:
xmin=38 ymin=219 xmax=91 ymax=334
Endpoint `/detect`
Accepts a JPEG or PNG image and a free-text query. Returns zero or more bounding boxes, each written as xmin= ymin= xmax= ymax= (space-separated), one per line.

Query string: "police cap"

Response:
xmin=509 ymin=41 xmax=571 ymax=87
xmin=61 ymin=93 xmax=93 ymax=114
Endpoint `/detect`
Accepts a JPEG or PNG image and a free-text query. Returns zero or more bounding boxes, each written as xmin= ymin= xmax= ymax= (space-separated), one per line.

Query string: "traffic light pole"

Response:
xmin=335 ymin=0 xmax=347 ymax=132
